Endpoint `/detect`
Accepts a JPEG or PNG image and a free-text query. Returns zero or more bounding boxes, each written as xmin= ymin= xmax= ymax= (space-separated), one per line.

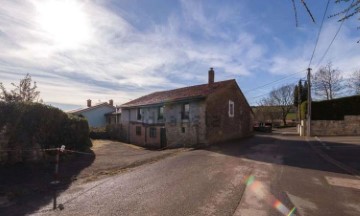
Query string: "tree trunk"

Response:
xmin=282 ymin=116 xmax=287 ymax=126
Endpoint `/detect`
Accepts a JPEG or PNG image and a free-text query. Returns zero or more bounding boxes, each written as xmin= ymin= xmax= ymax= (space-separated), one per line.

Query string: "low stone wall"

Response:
xmin=311 ymin=115 xmax=360 ymax=136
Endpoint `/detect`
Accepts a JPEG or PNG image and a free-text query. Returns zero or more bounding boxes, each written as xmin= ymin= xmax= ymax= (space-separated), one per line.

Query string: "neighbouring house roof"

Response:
xmin=105 ymin=108 xmax=122 ymax=116
xmin=68 ymin=102 xmax=116 ymax=114
xmin=121 ymin=79 xmax=240 ymax=108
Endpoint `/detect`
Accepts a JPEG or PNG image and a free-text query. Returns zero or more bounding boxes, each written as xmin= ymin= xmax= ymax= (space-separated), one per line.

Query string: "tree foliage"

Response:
xmin=0 ymin=74 xmax=40 ymax=103
xmin=293 ymin=80 xmax=308 ymax=106
xmin=313 ymin=62 xmax=344 ymax=100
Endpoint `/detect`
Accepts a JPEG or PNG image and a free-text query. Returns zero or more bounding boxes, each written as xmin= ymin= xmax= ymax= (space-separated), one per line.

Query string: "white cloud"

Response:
xmin=3 ymin=0 xmax=358 ymax=109
xmin=1 ymin=0 xmax=269 ymax=108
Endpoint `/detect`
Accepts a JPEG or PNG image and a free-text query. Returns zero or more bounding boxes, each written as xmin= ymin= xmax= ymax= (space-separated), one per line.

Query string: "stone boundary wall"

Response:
xmin=311 ymin=115 xmax=360 ymax=136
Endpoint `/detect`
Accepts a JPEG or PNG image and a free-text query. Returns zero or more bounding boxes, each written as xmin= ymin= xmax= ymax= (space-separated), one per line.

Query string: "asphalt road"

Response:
xmin=31 ymin=132 xmax=360 ymax=216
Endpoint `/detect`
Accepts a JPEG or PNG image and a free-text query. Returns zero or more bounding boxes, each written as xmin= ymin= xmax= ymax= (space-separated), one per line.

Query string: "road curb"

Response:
xmin=306 ymin=137 xmax=360 ymax=179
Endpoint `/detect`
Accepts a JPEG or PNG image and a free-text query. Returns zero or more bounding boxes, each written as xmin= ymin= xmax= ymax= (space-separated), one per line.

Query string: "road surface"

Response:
xmin=30 ymin=131 xmax=360 ymax=216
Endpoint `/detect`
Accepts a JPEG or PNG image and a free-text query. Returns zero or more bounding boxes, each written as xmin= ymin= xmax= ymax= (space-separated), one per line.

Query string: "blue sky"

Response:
xmin=0 ymin=0 xmax=359 ymax=110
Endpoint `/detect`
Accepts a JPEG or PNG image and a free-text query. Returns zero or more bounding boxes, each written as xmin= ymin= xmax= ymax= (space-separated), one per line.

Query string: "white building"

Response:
xmin=68 ymin=99 xmax=117 ymax=128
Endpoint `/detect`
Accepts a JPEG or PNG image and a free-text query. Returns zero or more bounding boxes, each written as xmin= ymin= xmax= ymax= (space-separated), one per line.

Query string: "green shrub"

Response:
xmin=300 ymin=101 xmax=307 ymax=120
xmin=299 ymin=96 xmax=360 ymax=120
xmin=311 ymin=95 xmax=360 ymax=120
xmin=0 ymin=102 xmax=92 ymax=152
xmin=89 ymin=127 xmax=110 ymax=139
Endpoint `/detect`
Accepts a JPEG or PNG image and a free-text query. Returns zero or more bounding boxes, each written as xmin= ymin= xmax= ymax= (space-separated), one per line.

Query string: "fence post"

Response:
xmin=51 ymin=145 xmax=65 ymax=210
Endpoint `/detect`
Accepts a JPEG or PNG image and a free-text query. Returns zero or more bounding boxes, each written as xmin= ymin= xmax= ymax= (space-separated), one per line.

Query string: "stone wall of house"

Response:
xmin=165 ymin=100 xmax=207 ymax=148
xmin=128 ymin=123 xmax=163 ymax=148
xmin=206 ymin=82 xmax=254 ymax=144
xmin=310 ymin=115 xmax=360 ymax=136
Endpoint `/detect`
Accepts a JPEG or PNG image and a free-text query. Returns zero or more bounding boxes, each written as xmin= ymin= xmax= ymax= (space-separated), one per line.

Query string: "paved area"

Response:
xmin=309 ymin=136 xmax=360 ymax=175
xmin=27 ymin=131 xmax=360 ymax=216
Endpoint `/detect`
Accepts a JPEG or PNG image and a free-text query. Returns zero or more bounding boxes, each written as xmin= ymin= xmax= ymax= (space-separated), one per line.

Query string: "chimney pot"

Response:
xmin=87 ymin=99 xmax=91 ymax=107
xmin=208 ymin=67 xmax=214 ymax=85
xmin=109 ymin=99 xmax=114 ymax=106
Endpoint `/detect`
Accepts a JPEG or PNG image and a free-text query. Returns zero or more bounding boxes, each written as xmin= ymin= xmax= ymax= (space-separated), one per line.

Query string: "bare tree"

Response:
xmin=0 ymin=74 xmax=40 ymax=102
xmin=291 ymin=0 xmax=359 ymax=42
xmin=347 ymin=70 xmax=360 ymax=94
xmin=313 ymin=62 xmax=344 ymax=100
xmin=268 ymin=84 xmax=295 ymax=126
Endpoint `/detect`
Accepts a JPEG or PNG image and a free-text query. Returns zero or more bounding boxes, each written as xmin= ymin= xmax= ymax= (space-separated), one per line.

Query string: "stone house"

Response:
xmin=120 ymin=68 xmax=254 ymax=148
xmin=68 ymin=99 xmax=117 ymax=128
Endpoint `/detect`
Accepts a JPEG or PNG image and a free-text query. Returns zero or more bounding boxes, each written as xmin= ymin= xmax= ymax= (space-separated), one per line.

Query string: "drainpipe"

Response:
xmin=128 ymin=110 xmax=131 ymax=143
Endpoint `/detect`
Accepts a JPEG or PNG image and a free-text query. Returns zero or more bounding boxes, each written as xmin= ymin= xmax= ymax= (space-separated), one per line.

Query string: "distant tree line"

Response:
xmin=293 ymin=62 xmax=360 ymax=103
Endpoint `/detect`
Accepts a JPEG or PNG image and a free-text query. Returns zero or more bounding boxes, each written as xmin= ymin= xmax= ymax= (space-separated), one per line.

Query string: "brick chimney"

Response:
xmin=87 ymin=99 xmax=91 ymax=107
xmin=109 ymin=99 xmax=114 ymax=106
xmin=208 ymin=67 xmax=214 ymax=85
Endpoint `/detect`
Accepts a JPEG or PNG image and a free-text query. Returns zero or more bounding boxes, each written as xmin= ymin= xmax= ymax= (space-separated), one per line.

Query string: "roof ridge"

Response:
xmin=137 ymin=79 xmax=235 ymax=97
xmin=68 ymin=102 xmax=115 ymax=113
xmin=121 ymin=79 xmax=236 ymax=107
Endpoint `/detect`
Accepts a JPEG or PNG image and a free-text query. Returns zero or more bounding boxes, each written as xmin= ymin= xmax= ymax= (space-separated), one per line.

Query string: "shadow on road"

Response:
xmin=203 ymin=133 xmax=360 ymax=176
xmin=0 ymin=152 xmax=95 ymax=216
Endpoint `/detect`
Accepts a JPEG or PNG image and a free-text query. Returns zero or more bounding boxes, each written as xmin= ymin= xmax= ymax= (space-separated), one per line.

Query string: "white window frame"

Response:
xmin=229 ymin=100 xmax=234 ymax=117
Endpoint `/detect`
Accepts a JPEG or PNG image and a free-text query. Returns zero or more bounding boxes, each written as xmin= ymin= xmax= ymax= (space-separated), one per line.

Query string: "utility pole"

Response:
xmin=307 ymin=68 xmax=312 ymax=137
xmin=298 ymin=80 xmax=301 ymax=120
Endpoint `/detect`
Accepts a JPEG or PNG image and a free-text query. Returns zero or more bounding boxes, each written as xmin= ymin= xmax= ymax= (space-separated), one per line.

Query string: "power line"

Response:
xmin=244 ymin=69 xmax=307 ymax=93
xmin=308 ymin=0 xmax=331 ymax=68
xmin=315 ymin=0 xmax=356 ymax=68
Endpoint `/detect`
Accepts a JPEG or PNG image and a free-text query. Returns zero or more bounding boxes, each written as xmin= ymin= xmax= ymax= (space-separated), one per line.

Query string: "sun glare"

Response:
xmin=35 ymin=0 xmax=91 ymax=50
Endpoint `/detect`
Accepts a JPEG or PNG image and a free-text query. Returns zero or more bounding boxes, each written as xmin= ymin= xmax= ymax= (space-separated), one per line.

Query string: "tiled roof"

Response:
xmin=121 ymin=79 xmax=236 ymax=108
xmin=68 ymin=102 xmax=115 ymax=114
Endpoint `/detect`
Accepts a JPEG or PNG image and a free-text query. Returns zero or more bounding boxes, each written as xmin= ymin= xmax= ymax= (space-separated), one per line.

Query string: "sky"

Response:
xmin=0 ymin=0 xmax=359 ymax=110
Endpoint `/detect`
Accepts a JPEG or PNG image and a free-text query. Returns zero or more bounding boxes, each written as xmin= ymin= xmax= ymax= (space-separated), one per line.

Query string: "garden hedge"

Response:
xmin=300 ymin=95 xmax=360 ymax=120
xmin=0 ymin=102 xmax=92 ymax=152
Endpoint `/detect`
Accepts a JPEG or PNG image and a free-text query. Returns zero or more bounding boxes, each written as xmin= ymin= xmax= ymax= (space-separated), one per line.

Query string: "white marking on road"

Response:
xmin=286 ymin=192 xmax=318 ymax=215
xmin=315 ymin=137 xmax=330 ymax=150
xmin=311 ymin=177 xmax=323 ymax=186
xmin=325 ymin=176 xmax=360 ymax=190
xmin=307 ymin=137 xmax=360 ymax=179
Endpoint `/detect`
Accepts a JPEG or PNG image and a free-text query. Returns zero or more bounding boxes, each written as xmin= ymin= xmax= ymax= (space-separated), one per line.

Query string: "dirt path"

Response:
xmin=74 ymin=140 xmax=188 ymax=183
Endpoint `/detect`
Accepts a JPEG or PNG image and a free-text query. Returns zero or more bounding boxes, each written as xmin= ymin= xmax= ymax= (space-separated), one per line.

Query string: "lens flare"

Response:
xmin=244 ymin=175 xmax=296 ymax=216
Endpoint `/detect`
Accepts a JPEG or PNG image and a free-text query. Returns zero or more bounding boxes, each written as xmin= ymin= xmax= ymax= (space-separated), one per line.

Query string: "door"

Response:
xmin=160 ymin=128 xmax=167 ymax=148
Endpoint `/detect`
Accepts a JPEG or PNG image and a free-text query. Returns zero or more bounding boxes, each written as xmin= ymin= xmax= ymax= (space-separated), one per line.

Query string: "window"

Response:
xmin=181 ymin=103 xmax=190 ymax=120
xmin=229 ymin=100 xmax=234 ymax=117
xmin=158 ymin=106 xmax=164 ymax=120
xmin=136 ymin=126 xmax=141 ymax=136
xmin=149 ymin=127 xmax=156 ymax=138
xmin=181 ymin=127 xmax=185 ymax=133
xmin=137 ymin=108 xmax=142 ymax=120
